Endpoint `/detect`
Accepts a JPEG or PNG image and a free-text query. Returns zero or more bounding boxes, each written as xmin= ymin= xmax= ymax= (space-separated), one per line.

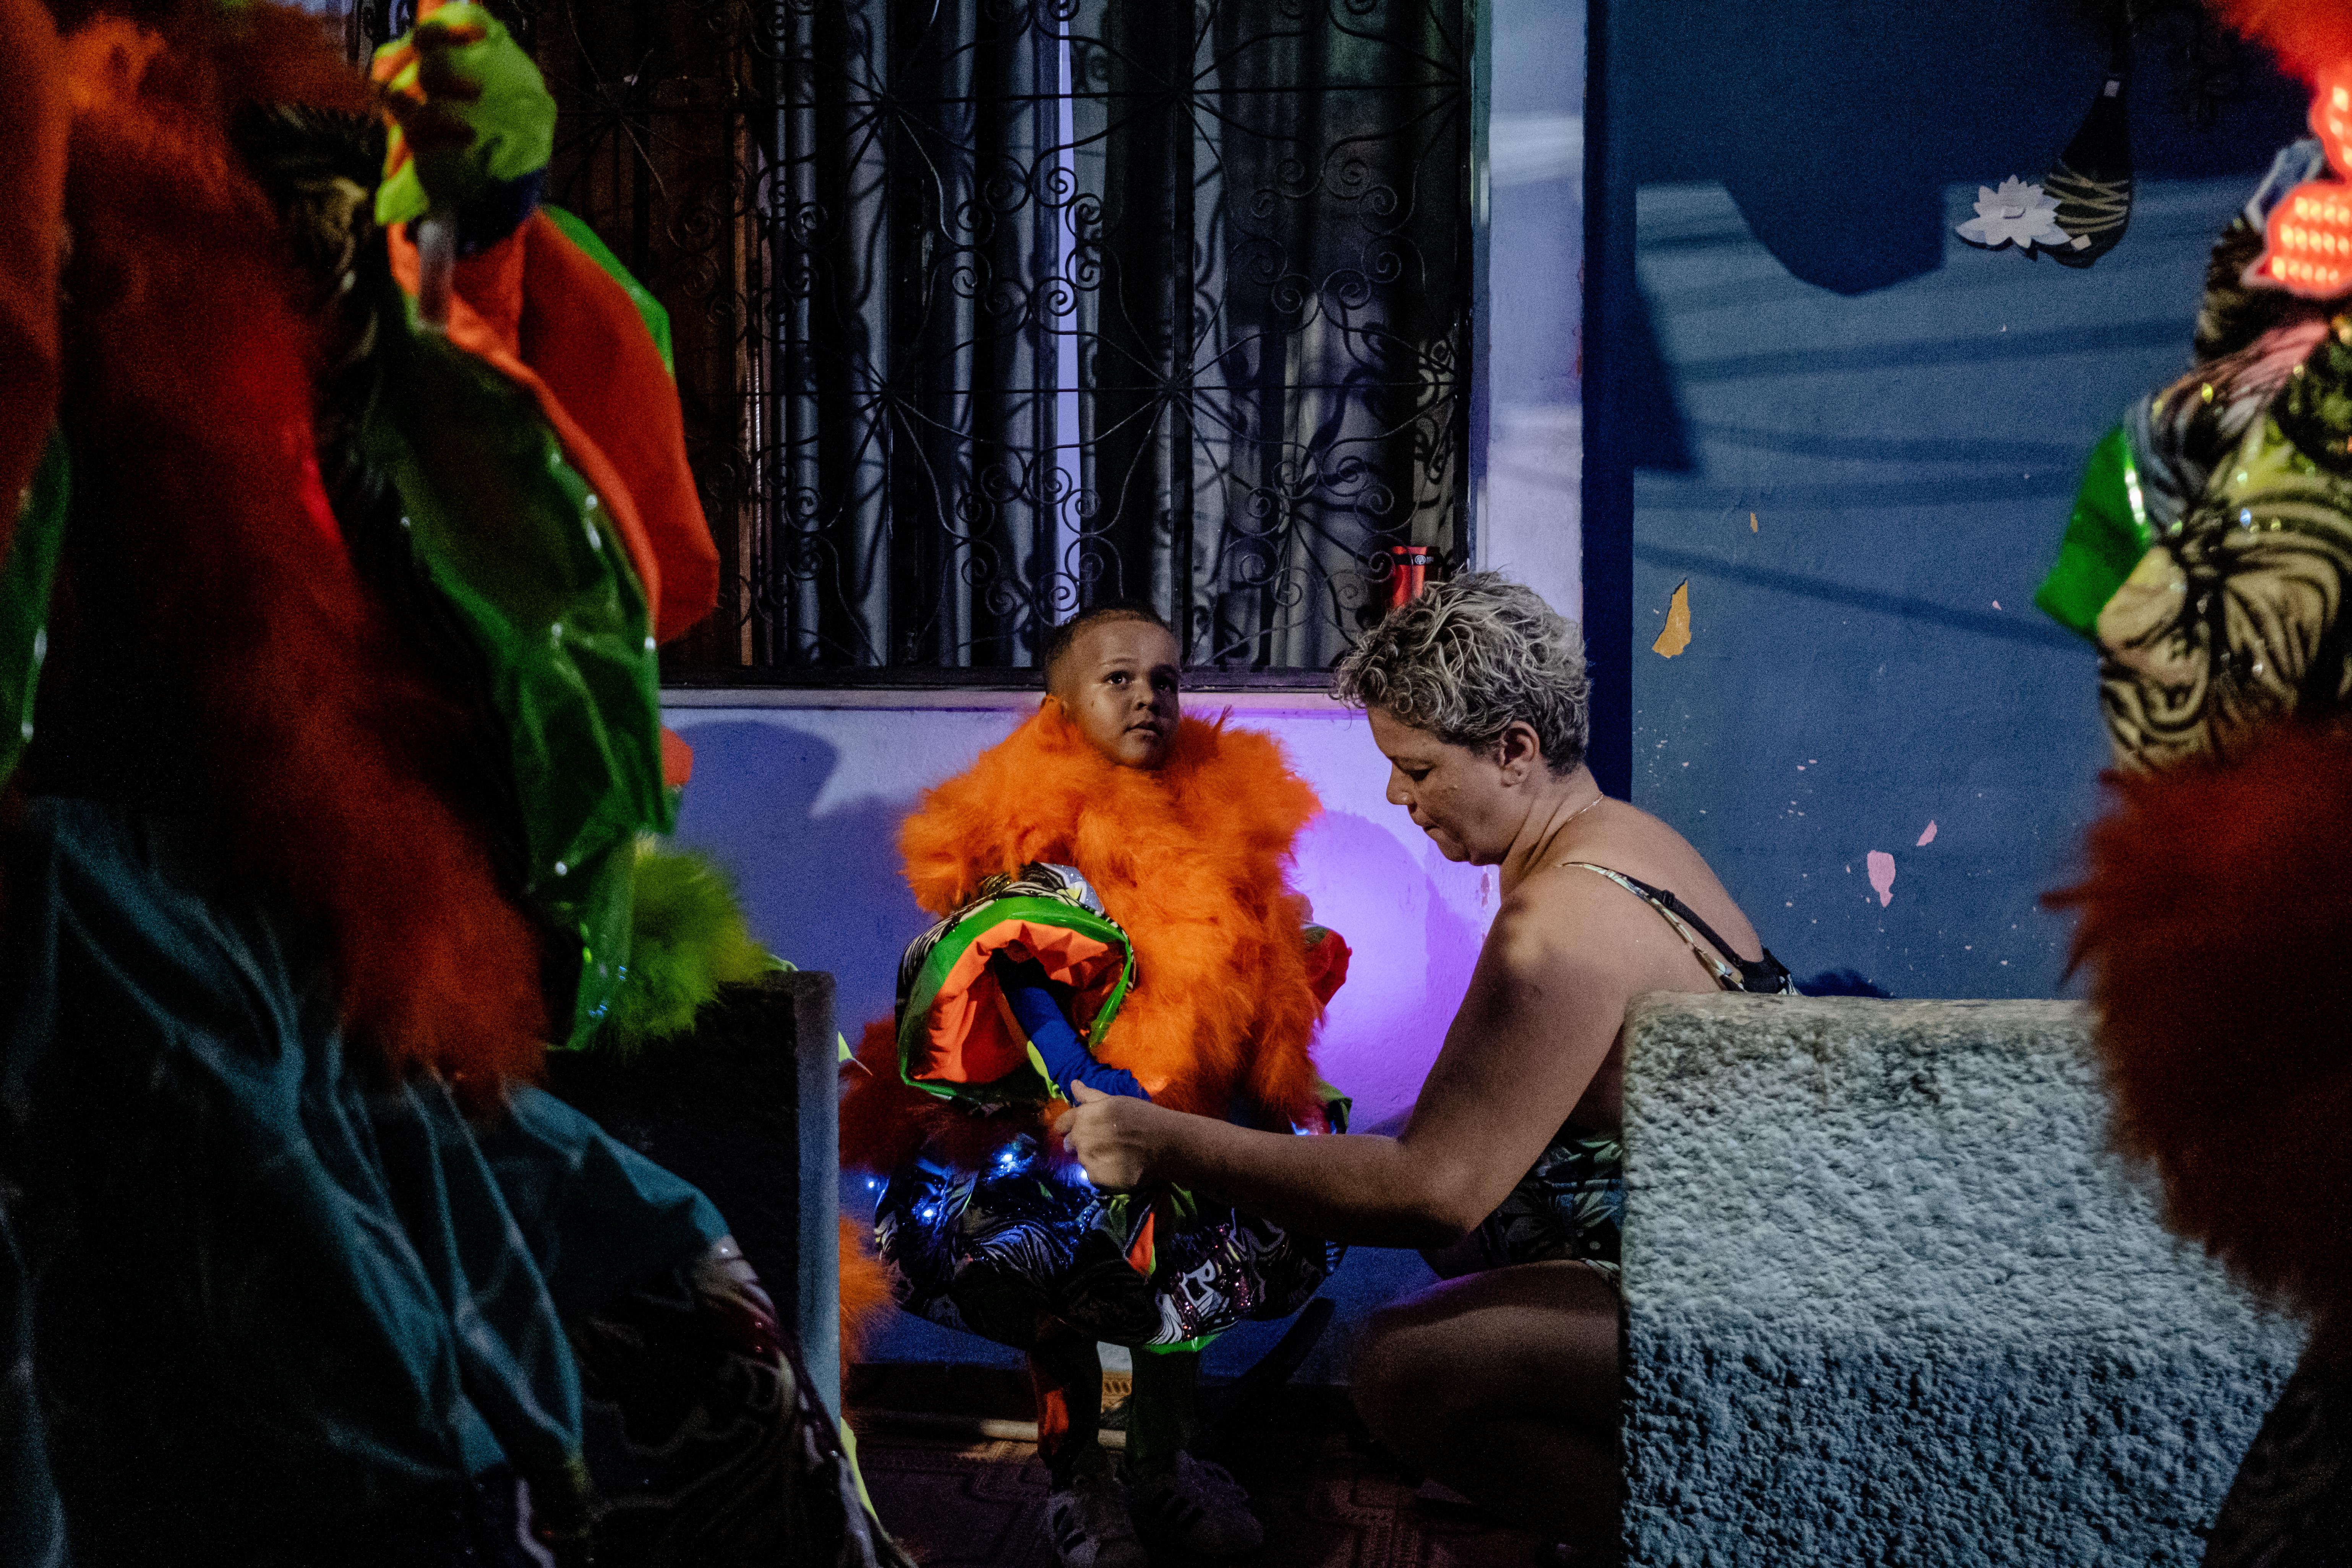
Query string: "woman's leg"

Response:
xmin=1029 ymin=1333 xmax=1109 ymax=1485
xmin=1350 ymin=1260 xmax=1621 ymax=1554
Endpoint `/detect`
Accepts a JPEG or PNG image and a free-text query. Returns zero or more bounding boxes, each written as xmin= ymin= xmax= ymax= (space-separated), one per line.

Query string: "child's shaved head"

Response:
xmin=1043 ymin=604 xmax=1174 ymax=696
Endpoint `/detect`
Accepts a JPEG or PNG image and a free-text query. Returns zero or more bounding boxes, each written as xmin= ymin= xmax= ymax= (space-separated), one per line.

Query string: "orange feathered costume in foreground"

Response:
xmin=2057 ymin=723 xmax=2352 ymax=1322
xmin=2056 ymin=725 xmax=2352 ymax=1566
xmin=36 ymin=5 xmax=551 ymax=1098
xmin=841 ymin=700 xmax=1332 ymax=1177
xmin=14 ymin=1 xmax=720 ymax=1098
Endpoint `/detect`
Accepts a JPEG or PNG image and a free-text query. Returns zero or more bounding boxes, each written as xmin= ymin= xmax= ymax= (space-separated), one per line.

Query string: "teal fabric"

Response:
xmin=0 ymin=1213 xmax=68 ymax=1568
xmin=1 ymin=798 xmax=717 ymax=1562
xmin=477 ymin=1085 xmax=725 ymax=1320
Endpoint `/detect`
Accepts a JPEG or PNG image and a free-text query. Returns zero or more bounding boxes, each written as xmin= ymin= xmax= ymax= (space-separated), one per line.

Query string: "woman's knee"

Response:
xmin=1350 ymin=1298 xmax=1460 ymax=1437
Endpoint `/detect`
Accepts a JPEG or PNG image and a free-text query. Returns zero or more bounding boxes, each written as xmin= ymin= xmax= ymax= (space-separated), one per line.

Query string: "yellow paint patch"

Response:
xmin=1749 ymin=511 xmax=1759 ymax=532
xmin=1652 ymin=580 xmax=1692 ymax=657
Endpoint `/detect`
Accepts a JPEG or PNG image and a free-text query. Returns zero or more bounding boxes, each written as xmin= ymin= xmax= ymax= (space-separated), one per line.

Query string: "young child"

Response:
xmin=841 ymin=605 xmax=1349 ymax=1568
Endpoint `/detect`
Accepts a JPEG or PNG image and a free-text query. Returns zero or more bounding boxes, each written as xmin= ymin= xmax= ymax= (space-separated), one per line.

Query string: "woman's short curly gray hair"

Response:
xmin=1333 ymin=572 xmax=1590 ymax=773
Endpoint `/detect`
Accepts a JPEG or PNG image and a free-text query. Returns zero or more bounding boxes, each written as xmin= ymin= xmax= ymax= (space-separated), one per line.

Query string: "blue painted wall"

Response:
xmin=1587 ymin=0 xmax=2307 ymax=997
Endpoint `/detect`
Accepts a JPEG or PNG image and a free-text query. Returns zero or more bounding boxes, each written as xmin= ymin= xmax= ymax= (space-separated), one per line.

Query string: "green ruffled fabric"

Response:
xmin=360 ymin=284 xmax=671 ymax=1047
xmin=895 ymin=887 xmax=1136 ymax=1111
xmin=2036 ymin=423 xmax=2154 ymax=639
xmin=0 ymin=434 xmax=69 ymax=794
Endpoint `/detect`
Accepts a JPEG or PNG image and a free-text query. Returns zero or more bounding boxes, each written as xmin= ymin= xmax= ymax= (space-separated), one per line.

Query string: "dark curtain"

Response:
xmin=499 ymin=0 xmax=1471 ymax=675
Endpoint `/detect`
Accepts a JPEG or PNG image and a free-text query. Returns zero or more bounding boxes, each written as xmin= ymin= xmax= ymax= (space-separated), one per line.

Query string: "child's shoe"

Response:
xmin=1127 ymin=1451 xmax=1264 ymax=1555
xmin=1044 ymin=1469 xmax=1147 ymax=1568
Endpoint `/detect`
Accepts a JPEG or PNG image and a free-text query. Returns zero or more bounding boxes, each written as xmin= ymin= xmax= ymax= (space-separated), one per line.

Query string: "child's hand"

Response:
xmin=1055 ymin=1082 xmax=1157 ymax=1192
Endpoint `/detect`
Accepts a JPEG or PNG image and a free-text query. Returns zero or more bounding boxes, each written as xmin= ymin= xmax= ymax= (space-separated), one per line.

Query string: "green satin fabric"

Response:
xmin=362 ymin=286 xmax=671 ymax=1046
xmin=2037 ymin=423 xmax=2155 ymax=639
xmin=0 ymin=433 xmax=68 ymax=795
xmin=542 ymin=204 xmax=674 ymax=378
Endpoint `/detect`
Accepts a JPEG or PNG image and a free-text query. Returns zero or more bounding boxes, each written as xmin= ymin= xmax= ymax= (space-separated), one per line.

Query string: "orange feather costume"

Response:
xmin=2057 ymin=723 xmax=2352 ymax=1323
xmin=2055 ymin=724 xmax=2352 ymax=1568
xmin=841 ymin=699 xmax=1336 ymax=1176
xmin=34 ymin=3 xmax=551 ymax=1101
xmin=12 ymin=0 xmax=721 ymax=1099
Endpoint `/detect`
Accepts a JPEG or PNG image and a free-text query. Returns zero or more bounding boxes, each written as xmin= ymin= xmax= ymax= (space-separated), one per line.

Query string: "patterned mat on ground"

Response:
xmin=849 ymin=1371 xmax=1553 ymax=1568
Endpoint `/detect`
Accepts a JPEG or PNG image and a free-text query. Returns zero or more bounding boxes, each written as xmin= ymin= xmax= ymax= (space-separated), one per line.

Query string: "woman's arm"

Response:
xmin=1056 ymin=897 xmax=1632 ymax=1248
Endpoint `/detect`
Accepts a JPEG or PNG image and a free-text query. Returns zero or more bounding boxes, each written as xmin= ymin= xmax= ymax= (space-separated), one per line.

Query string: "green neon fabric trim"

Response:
xmin=541 ymin=205 xmax=673 ymax=378
xmin=837 ymin=1419 xmax=881 ymax=1520
xmin=896 ymin=896 xmax=1136 ymax=1107
xmin=361 ymin=284 xmax=669 ymax=1047
xmin=1138 ymin=1335 xmax=1217 ymax=1355
xmin=374 ymin=5 xmax=556 ymax=227
xmin=2036 ymin=424 xmax=2155 ymax=640
xmin=0 ymin=433 xmax=68 ymax=793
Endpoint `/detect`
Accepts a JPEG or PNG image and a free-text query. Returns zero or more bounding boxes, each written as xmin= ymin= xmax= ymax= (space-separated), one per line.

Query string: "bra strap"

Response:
xmin=1562 ymin=862 xmax=1793 ymax=995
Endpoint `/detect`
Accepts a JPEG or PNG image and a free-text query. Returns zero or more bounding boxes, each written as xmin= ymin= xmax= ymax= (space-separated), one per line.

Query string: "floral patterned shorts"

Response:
xmin=1453 ymin=1125 xmax=1624 ymax=1287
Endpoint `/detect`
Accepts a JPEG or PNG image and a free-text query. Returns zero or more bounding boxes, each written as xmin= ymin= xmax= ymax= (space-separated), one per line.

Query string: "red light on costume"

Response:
xmin=2315 ymin=66 xmax=2352 ymax=179
xmin=2260 ymin=66 xmax=2352 ymax=298
xmin=2261 ymin=187 xmax=2352 ymax=296
xmin=2250 ymin=66 xmax=2352 ymax=298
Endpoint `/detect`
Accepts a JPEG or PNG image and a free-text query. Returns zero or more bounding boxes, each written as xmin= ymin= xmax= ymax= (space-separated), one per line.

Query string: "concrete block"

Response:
xmin=1622 ymin=994 xmax=2302 ymax=1566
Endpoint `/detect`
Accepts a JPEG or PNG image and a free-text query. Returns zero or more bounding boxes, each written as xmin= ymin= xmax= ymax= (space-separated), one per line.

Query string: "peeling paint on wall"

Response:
xmin=1916 ymin=820 xmax=1938 ymax=847
xmin=1652 ymin=580 xmax=1692 ymax=657
xmin=1867 ymin=850 xmax=1897 ymax=907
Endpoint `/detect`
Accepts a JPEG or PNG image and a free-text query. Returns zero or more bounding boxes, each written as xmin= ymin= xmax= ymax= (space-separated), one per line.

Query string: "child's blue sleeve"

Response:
xmin=992 ymin=955 xmax=1151 ymax=1102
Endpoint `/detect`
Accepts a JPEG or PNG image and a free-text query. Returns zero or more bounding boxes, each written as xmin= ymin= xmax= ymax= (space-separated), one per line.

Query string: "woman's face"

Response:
xmin=1368 ymin=706 xmax=1521 ymax=864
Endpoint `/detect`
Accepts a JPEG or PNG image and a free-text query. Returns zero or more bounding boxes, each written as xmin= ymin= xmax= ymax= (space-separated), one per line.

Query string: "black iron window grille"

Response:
xmin=390 ymin=0 xmax=1474 ymax=681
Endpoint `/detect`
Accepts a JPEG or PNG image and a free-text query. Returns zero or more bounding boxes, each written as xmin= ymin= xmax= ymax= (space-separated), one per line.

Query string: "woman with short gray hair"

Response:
xmin=1059 ymin=574 xmax=1786 ymax=1560
xmin=1336 ymin=571 xmax=1593 ymax=776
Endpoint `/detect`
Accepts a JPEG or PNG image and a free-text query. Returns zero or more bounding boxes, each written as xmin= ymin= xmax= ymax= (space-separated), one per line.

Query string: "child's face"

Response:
xmin=1054 ymin=619 xmax=1182 ymax=768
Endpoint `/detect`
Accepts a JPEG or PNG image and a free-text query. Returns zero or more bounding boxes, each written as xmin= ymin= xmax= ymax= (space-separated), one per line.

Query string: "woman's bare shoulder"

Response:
xmin=1522 ymin=803 xmax=1766 ymax=970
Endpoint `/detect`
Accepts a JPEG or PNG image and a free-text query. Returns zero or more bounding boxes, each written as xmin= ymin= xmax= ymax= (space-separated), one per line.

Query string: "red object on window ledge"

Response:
xmin=1386 ymin=545 xmax=1431 ymax=610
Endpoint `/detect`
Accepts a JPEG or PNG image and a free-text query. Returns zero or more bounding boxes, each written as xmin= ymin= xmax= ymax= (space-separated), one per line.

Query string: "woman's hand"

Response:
xmin=1054 ymin=1082 xmax=1164 ymax=1190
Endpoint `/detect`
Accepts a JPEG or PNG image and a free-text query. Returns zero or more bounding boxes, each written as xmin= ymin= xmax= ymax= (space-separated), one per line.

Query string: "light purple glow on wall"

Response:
xmin=663 ymin=703 xmax=1495 ymax=1131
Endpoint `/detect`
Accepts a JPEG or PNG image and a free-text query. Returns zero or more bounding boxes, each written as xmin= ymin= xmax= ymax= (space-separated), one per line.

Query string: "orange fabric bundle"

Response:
xmin=392 ymin=211 xmax=720 ymax=645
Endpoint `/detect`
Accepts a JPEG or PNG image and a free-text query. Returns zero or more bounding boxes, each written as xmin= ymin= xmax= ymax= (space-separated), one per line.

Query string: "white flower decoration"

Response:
xmin=1957 ymin=177 xmax=2071 ymax=251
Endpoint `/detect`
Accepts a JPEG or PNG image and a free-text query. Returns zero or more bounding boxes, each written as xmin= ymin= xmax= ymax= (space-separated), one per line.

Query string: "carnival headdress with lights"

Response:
xmin=2036 ymin=0 xmax=2352 ymax=768
xmin=2217 ymin=1 xmax=2352 ymax=292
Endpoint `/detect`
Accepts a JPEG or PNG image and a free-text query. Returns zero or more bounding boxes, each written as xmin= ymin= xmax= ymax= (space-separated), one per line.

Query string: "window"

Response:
xmin=481 ymin=0 xmax=1473 ymax=681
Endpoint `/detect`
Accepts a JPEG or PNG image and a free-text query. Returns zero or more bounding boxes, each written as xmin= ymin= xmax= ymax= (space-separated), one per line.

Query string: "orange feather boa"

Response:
xmin=2055 ymin=723 xmax=2352 ymax=1320
xmin=840 ymin=700 xmax=1333 ymax=1174
xmin=34 ymin=5 xmax=548 ymax=1104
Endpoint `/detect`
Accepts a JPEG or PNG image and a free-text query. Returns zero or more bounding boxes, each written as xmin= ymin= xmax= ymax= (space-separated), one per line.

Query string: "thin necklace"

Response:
xmin=1536 ymin=789 xmax=1607 ymax=864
